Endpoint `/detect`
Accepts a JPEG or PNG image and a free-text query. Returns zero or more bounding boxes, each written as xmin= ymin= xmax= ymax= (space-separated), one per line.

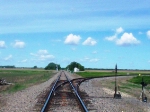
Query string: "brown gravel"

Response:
xmin=79 ymin=77 xmax=150 ymax=112
xmin=0 ymin=72 xmax=150 ymax=112
xmin=0 ymin=72 xmax=61 ymax=112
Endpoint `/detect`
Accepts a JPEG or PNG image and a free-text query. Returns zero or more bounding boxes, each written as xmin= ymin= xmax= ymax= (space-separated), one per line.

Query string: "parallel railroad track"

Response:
xmin=34 ymin=71 xmax=126 ymax=112
xmin=39 ymin=71 xmax=89 ymax=112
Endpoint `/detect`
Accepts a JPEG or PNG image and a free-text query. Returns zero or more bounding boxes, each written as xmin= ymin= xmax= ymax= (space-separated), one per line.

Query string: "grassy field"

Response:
xmin=77 ymin=70 xmax=150 ymax=78
xmin=0 ymin=69 xmax=55 ymax=93
xmin=76 ymin=70 xmax=150 ymax=99
xmin=76 ymin=70 xmax=150 ymax=87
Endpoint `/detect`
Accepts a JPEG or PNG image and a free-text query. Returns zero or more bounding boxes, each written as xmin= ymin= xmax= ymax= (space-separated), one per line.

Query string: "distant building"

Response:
xmin=74 ymin=67 xmax=79 ymax=72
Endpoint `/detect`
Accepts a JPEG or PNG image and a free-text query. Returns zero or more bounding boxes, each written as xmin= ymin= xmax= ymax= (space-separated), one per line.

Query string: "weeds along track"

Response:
xmin=35 ymin=71 xmax=91 ymax=112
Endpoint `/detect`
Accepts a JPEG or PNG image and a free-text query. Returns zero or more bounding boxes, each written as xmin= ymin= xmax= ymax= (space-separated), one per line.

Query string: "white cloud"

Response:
xmin=116 ymin=27 xmax=124 ymax=34
xmin=105 ymin=27 xmax=140 ymax=46
xmin=39 ymin=54 xmax=54 ymax=61
xmin=30 ymin=50 xmax=55 ymax=61
xmin=13 ymin=40 xmax=25 ymax=48
xmin=4 ymin=55 xmax=12 ymax=61
xmin=82 ymin=37 xmax=97 ymax=46
xmin=92 ymin=51 xmax=98 ymax=54
xmin=64 ymin=34 xmax=81 ymax=45
xmin=30 ymin=53 xmax=38 ymax=56
xmin=147 ymin=30 xmax=150 ymax=39
xmin=84 ymin=57 xmax=90 ymax=60
xmin=38 ymin=50 xmax=48 ymax=55
xmin=89 ymin=58 xmax=100 ymax=62
xmin=80 ymin=57 xmax=99 ymax=62
xmin=105 ymin=27 xmax=124 ymax=41
xmin=0 ymin=41 xmax=6 ymax=48
xmin=19 ymin=59 xmax=28 ymax=63
xmin=116 ymin=33 xmax=140 ymax=46
xmin=138 ymin=32 xmax=143 ymax=34
xmin=105 ymin=35 xmax=117 ymax=41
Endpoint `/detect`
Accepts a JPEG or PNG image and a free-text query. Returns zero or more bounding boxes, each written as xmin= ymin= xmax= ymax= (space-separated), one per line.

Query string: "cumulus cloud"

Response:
xmin=147 ymin=30 xmax=150 ymax=39
xmin=0 ymin=41 xmax=6 ymax=48
xmin=105 ymin=27 xmax=140 ymax=46
xmin=64 ymin=34 xmax=81 ymax=45
xmin=30 ymin=50 xmax=54 ymax=61
xmin=82 ymin=37 xmax=97 ymax=46
xmin=4 ymin=55 xmax=12 ymax=61
xmin=116 ymin=27 xmax=124 ymax=34
xmin=105 ymin=35 xmax=117 ymax=41
xmin=105 ymin=27 xmax=124 ymax=41
xmin=13 ymin=40 xmax=25 ymax=48
xmin=116 ymin=33 xmax=140 ymax=46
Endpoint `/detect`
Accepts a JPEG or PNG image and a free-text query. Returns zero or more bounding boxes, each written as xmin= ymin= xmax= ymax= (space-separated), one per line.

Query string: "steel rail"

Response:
xmin=64 ymin=72 xmax=88 ymax=112
xmin=40 ymin=74 xmax=61 ymax=112
xmin=53 ymin=78 xmax=87 ymax=92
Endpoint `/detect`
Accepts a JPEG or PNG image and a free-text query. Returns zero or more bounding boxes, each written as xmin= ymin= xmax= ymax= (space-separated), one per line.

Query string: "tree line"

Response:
xmin=45 ymin=61 xmax=84 ymax=71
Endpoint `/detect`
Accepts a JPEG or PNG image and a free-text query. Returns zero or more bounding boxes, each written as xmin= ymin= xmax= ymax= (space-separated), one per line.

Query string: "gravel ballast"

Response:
xmin=0 ymin=72 xmax=60 ymax=112
xmin=0 ymin=72 xmax=150 ymax=112
xmin=80 ymin=77 xmax=150 ymax=112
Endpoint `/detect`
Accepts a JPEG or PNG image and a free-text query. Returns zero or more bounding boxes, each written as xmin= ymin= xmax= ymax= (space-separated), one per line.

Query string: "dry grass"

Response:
xmin=97 ymin=76 xmax=150 ymax=103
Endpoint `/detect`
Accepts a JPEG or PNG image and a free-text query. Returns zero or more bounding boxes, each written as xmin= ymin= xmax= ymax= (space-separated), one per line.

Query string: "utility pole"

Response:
xmin=114 ymin=64 xmax=117 ymax=96
xmin=141 ymin=77 xmax=147 ymax=102
xmin=114 ymin=64 xmax=121 ymax=99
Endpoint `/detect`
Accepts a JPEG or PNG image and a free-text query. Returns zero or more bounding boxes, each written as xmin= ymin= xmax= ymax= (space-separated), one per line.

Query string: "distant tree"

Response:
xmin=33 ymin=66 xmax=37 ymax=69
xmin=45 ymin=62 xmax=61 ymax=70
xmin=0 ymin=65 xmax=15 ymax=68
xmin=66 ymin=61 xmax=84 ymax=71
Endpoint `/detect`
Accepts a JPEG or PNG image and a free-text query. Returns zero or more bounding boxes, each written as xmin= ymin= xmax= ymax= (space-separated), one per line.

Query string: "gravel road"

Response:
xmin=80 ymin=77 xmax=150 ymax=112
xmin=0 ymin=71 xmax=150 ymax=112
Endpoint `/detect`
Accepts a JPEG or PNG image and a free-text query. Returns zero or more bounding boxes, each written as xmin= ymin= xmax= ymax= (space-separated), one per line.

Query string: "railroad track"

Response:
xmin=39 ymin=71 xmax=89 ymax=112
xmin=34 ymin=71 xmax=125 ymax=112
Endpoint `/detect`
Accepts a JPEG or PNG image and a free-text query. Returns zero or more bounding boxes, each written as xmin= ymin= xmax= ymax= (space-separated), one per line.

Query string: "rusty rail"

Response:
xmin=40 ymin=74 xmax=61 ymax=112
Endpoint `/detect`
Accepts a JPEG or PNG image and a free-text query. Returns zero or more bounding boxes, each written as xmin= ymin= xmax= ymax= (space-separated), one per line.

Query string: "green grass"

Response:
xmin=0 ymin=69 xmax=55 ymax=93
xmin=76 ymin=72 xmax=116 ymax=78
xmin=77 ymin=72 xmax=131 ymax=78
xmin=7 ymin=84 xmax=26 ymax=92
xmin=120 ymin=82 xmax=141 ymax=89
xmin=76 ymin=71 xmax=150 ymax=90
xmin=129 ymin=76 xmax=150 ymax=84
xmin=76 ymin=71 xmax=150 ymax=99
xmin=76 ymin=71 xmax=150 ymax=78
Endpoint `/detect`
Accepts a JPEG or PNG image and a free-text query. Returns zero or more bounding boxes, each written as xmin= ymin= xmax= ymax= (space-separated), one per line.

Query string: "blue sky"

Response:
xmin=0 ymin=0 xmax=150 ymax=69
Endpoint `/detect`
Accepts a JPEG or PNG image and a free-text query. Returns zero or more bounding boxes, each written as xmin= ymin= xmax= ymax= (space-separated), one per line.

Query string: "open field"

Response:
xmin=0 ymin=69 xmax=56 ymax=93
xmin=76 ymin=70 xmax=150 ymax=102
xmin=85 ymin=69 xmax=150 ymax=73
xmin=77 ymin=70 xmax=150 ymax=78
xmin=0 ymin=70 xmax=150 ymax=111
